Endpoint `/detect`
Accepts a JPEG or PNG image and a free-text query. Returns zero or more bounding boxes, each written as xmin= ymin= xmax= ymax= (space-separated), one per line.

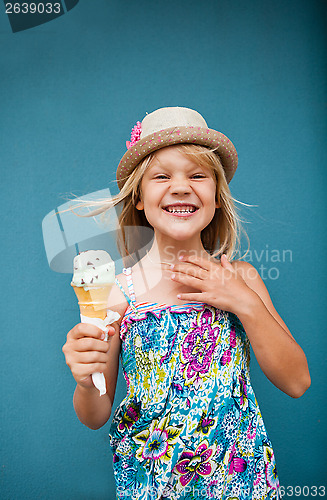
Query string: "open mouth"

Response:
xmin=162 ymin=204 xmax=199 ymax=215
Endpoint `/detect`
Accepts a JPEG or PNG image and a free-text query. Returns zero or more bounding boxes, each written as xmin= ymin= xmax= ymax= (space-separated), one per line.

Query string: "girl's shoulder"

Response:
xmin=231 ymin=259 xmax=294 ymax=339
xmin=230 ymin=259 xmax=256 ymax=272
xmin=230 ymin=259 xmax=260 ymax=283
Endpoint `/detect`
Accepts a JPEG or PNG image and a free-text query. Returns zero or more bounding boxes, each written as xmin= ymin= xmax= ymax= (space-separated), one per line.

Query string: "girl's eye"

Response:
xmin=153 ymin=173 xmax=206 ymax=180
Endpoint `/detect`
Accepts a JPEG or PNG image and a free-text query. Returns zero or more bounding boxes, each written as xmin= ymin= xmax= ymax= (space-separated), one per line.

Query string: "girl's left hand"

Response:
xmin=169 ymin=254 xmax=256 ymax=316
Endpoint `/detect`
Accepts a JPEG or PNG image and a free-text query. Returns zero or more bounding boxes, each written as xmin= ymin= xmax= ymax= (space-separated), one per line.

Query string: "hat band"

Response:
xmin=117 ymin=126 xmax=238 ymax=189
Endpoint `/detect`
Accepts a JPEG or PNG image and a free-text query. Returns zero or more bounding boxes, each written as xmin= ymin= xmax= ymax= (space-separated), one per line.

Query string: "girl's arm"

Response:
xmin=72 ymin=324 xmax=121 ymax=430
xmin=170 ymin=254 xmax=311 ymax=399
xmin=231 ymin=259 xmax=311 ymax=398
xmin=63 ymin=278 xmax=127 ymax=430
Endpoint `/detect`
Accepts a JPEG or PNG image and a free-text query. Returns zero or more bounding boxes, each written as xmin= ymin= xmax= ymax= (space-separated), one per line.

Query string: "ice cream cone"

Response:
xmin=71 ymin=283 xmax=113 ymax=319
xmin=70 ymin=250 xmax=117 ymax=396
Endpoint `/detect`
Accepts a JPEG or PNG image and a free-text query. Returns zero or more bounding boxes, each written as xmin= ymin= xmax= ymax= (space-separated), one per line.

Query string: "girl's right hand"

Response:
xmin=62 ymin=323 xmax=115 ymax=389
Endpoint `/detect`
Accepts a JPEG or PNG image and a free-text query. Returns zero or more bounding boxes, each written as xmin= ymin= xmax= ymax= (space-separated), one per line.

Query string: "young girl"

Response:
xmin=62 ymin=107 xmax=310 ymax=500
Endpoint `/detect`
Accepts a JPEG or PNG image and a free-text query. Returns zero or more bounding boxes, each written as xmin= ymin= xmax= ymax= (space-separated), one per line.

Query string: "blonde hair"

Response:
xmin=71 ymin=144 xmax=249 ymax=261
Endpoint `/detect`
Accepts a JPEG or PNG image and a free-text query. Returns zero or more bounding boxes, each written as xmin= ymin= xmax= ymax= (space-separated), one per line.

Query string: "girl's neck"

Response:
xmin=145 ymin=236 xmax=210 ymax=265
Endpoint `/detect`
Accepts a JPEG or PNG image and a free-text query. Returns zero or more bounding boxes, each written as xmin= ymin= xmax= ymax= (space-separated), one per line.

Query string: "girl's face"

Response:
xmin=136 ymin=145 xmax=219 ymax=245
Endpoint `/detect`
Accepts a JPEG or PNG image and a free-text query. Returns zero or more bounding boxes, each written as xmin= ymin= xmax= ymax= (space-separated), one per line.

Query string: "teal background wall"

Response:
xmin=1 ymin=1 xmax=326 ymax=499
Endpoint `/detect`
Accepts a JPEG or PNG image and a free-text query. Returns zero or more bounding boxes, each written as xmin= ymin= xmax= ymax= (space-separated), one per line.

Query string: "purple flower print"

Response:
xmin=227 ymin=443 xmax=247 ymax=475
xmin=180 ymin=309 xmax=220 ymax=389
xmin=118 ymin=399 xmax=141 ymax=432
xmin=220 ymin=349 xmax=231 ymax=366
xmin=229 ymin=325 xmax=236 ymax=348
xmin=220 ymin=325 xmax=236 ymax=366
xmin=175 ymin=440 xmax=217 ymax=487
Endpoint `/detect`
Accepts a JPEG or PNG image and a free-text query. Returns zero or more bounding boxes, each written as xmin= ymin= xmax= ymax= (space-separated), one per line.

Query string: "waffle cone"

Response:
xmin=71 ymin=284 xmax=113 ymax=319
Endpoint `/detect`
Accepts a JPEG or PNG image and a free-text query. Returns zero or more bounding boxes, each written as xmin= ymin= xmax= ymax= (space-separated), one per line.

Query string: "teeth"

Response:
xmin=166 ymin=206 xmax=196 ymax=213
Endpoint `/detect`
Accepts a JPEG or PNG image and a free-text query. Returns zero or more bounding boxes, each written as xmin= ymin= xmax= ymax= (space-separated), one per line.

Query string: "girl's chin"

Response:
xmin=154 ymin=229 xmax=202 ymax=242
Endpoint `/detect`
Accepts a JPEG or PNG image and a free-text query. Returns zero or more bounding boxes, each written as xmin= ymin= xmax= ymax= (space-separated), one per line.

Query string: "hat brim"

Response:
xmin=117 ymin=126 xmax=238 ymax=189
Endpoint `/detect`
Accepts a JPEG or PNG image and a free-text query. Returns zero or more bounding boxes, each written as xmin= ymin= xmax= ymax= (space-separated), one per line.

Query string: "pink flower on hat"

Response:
xmin=126 ymin=121 xmax=142 ymax=149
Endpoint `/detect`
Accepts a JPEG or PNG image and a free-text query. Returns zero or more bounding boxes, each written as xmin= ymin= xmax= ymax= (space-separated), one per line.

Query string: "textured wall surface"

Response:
xmin=1 ymin=1 xmax=326 ymax=499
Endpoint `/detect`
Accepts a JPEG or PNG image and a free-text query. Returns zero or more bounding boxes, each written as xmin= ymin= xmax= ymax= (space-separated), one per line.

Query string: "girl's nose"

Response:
xmin=170 ymin=178 xmax=192 ymax=195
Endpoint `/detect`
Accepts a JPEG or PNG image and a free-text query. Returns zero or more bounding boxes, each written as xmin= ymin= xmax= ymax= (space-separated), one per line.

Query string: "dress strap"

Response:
xmin=114 ymin=277 xmax=131 ymax=305
xmin=123 ymin=267 xmax=137 ymax=303
xmin=114 ymin=268 xmax=138 ymax=314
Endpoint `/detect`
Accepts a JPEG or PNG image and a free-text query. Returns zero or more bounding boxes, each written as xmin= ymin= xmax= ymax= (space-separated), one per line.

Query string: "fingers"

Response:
xmin=73 ymin=350 xmax=109 ymax=364
xmin=73 ymin=336 xmax=110 ymax=353
xmin=170 ymin=265 xmax=208 ymax=280
xmin=62 ymin=338 xmax=110 ymax=385
xmin=174 ymin=254 xmax=235 ymax=280
xmin=169 ymin=254 xmax=237 ymax=293
xmin=166 ymin=254 xmax=222 ymax=281
xmin=220 ymin=254 xmax=235 ymax=272
xmin=169 ymin=258 xmax=212 ymax=287
xmin=171 ymin=271 xmax=203 ymax=288
xmin=162 ymin=255 xmax=212 ymax=278
xmin=176 ymin=292 xmax=203 ymax=302
xmin=177 ymin=254 xmax=213 ymax=270
xmin=62 ymin=321 xmax=118 ymax=386
xmin=71 ymin=362 xmax=109 ymax=380
xmin=166 ymin=261 xmax=209 ymax=280
xmin=68 ymin=323 xmax=115 ymax=341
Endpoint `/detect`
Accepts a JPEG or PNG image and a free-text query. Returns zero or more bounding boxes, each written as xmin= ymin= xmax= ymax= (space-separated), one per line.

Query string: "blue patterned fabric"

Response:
xmin=109 ymin=274 xmax=280 ymax=500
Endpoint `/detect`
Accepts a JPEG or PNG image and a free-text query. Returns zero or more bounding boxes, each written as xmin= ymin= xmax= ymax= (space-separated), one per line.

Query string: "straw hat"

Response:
xmin=116 ymin=106 xmax=238 ymax=190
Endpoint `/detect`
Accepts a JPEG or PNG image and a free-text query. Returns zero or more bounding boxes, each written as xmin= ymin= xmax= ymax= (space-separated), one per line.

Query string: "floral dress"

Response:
xmin=109 ymin=268 xmax=280 ymax=500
